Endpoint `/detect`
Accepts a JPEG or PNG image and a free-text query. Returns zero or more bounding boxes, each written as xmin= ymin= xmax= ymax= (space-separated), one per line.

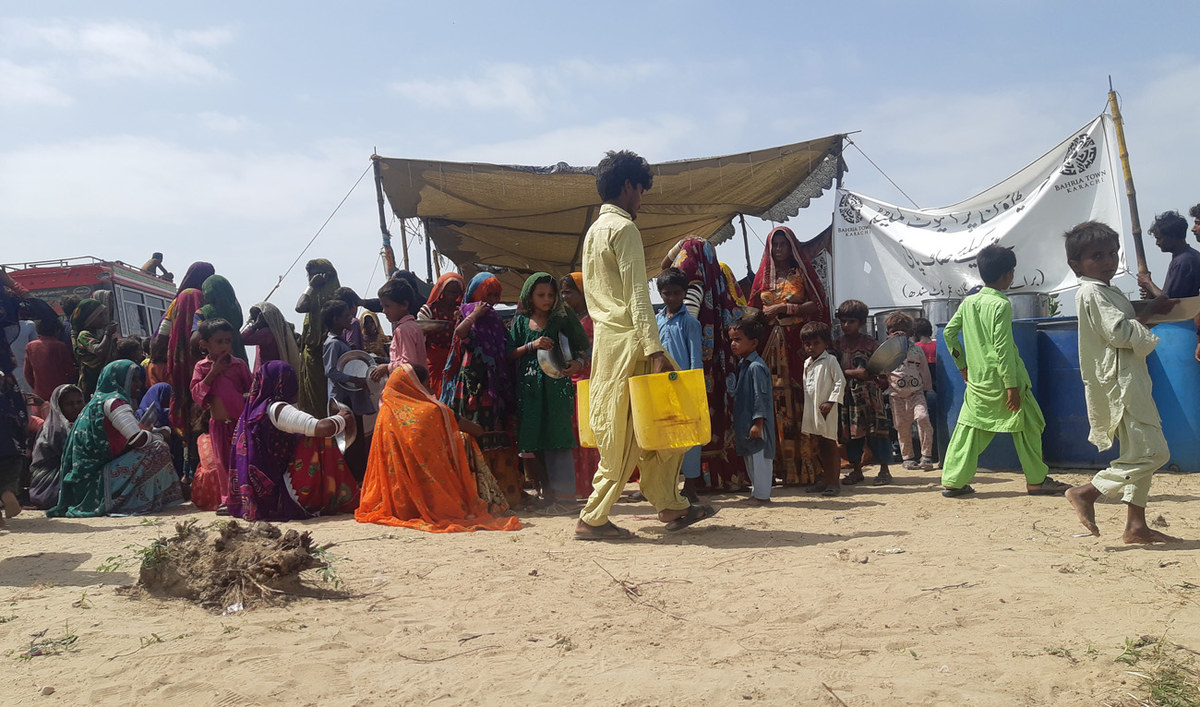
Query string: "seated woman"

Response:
xmin=356 ymin=364 xmax=521 ymax=533
xmin=137 ymin=382 xmax=185 ymax=480
xmin=47 ymin=360 xmax=184 ymax=518
xmin=27 ymin=384 xmax=85 ymax=510
xmin=229 ymin=360 xmax=360 ymax=522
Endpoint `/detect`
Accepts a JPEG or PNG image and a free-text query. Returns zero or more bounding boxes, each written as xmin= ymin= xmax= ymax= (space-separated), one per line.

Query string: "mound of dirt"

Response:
xmin=138 ymin=519 xmax=327 ymax=611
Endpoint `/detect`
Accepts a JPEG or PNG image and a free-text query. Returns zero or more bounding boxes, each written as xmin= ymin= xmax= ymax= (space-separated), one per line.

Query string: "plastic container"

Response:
xmin=1034 ymin=317 xmax=1119 ymax=469
xmin=628 ymin=369 xmax=711 ymax=450
xmin=576 ymin=380 xmax=596 ymax=448
xmin=1146 ymin=321 xmax=1200 ymax=472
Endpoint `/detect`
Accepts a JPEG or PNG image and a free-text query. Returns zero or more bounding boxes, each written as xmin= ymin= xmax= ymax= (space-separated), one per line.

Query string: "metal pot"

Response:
xmin=872 ymin=308 xmax=924 ymax=342
xmin=1008 ymin=292 xmax=1050 ymax=320
xmin=921 ymin=298 xmax=961 ymax=326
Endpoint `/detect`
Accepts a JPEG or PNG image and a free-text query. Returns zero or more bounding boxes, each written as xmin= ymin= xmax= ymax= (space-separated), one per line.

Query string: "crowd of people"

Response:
xmin=1 ymin=155 xmax=1195 ymax=544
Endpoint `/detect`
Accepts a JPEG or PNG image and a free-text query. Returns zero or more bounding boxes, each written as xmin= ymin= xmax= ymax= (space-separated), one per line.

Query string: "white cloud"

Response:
xmin=391 ymin=60 xmax=673 ymax=119
xmin=197 ymin=111 xmax=253 ymax=133
xmin=0 ymin=59 xmax=71 ymax=106
xmin=1 ymin=19 xmax=233 ymax=83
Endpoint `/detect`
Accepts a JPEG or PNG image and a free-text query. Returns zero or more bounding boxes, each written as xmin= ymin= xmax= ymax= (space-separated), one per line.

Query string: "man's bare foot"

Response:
xmin=1 ymin=491 xmax=20 ymax=520
xmin=1065 ymin=486 xmax=1099 ymax=536
xmin=1123 ymin=527 xmax=1182 ymax=544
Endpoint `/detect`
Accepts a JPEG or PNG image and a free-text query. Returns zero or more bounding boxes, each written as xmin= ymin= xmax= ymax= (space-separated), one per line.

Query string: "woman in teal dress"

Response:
xmin=48 ymin=360 xmax=184 ymax=517
xmin=509 ymin=273 xmax=590 ymax=505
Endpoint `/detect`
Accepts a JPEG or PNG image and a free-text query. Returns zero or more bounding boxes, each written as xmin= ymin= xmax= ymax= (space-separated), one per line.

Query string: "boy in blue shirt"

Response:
xmin=728 ymin=317 xmax=775 ymax=505
xmin=655 ymin=268 xmax=704 ymax=502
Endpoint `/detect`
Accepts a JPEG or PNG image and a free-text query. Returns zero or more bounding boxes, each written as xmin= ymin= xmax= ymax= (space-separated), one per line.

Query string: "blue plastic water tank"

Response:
xmin=1034 ymin=318 xmax=1120 ymax=468
xmin=935 ymin=320 xmax=1039 ymax=470
xmin=1146 ymin=321 xmax=1200 ymax=472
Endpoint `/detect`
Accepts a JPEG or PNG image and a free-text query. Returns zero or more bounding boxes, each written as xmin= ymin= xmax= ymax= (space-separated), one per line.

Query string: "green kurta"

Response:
xmin=511 ymin=312 xmax=590 ymax=452
xmin=943 ymin=287 xmax=1044 ymax=434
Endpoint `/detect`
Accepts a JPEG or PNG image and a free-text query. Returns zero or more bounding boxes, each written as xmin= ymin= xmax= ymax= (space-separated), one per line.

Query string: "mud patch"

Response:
xmin=138 ymin=520 xmax=330 ymax=611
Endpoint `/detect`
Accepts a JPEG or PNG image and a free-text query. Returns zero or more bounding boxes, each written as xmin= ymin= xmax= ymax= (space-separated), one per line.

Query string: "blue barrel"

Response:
xmin=935 ymin=320 xmax=1039 ymax=470
xmin=1035 ymin=318 xmax=1119 ymax=468
xmin=1147 ymin=321 xmax=1200 ymax=472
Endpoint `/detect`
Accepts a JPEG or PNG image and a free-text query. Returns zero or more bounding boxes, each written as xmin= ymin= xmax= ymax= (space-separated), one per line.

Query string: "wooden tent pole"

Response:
xmin=371 ymin=154 xmax=398 ymax=276
xmin=1107 ymin=79 xmax=1148 ymax=275
xmin=423 ymin=219 xmax=433 ymax=282
xmin=739 ymin=214 xmax=752 ymax=276
xmin=399 ymin=218 xmax=410 ymax=271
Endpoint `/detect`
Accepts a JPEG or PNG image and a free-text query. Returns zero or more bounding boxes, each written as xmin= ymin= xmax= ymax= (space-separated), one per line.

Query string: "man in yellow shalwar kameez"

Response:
xmin=574 ymin=150 xmax=716 ymax=540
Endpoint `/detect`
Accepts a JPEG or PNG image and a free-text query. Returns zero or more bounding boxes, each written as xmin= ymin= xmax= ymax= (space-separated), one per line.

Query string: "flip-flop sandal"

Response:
xmin=574 ymin=521 xmax=635 ymax=541
xmin=873 ymin=472 xmax=893 ymax=486
xmin=841 ymin=471 xmax=865 ymax=486
xmin=821 ymin=487 xmax=841 ymax=497
xmin=665 ymin=504 xmax=717 ymax=532
xmin=1027 ymin=477 xmax=1072 ymax=496
xmin=941 ymin=485 xmax=975 ymax=498
xmin=805 ymin=485 xmax=828 ymax=494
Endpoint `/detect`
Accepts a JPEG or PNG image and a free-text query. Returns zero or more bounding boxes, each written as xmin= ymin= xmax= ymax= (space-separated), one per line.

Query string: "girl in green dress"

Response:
xmin=509 ymin=273 xmax=590 ymax=505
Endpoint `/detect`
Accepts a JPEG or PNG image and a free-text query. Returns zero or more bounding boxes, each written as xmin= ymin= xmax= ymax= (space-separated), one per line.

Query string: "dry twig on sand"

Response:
xmin=395 ymin=645 xmax=500 ymax=663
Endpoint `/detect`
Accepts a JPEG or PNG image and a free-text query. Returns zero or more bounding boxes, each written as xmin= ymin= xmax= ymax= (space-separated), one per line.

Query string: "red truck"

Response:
xmin=2 ymin=256 xmax=176 ymax=338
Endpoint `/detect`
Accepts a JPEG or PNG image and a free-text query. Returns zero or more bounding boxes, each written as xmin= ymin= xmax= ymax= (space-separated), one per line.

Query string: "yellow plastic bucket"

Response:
xmin=576 ymin=380 xmax=596 ymax=448
xmin=628 ymin=369 xmax=710 ymax=450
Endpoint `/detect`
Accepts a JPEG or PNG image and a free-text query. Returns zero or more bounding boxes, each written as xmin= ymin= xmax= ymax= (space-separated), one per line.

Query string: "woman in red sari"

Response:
xmin=356 ymin=364 xmax=521 ymax=533
xmin=417 ymin=272 xmax=465 ymax=395
xmin=749 ymin=226 xmax=829 ymax=486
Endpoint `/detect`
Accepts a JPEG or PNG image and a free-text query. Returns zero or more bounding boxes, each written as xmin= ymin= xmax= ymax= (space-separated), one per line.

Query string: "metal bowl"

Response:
xmin=536 ymin=333 xmax=574 ymax=379
xmin=865 ymin=335 xmax=909 ymax=375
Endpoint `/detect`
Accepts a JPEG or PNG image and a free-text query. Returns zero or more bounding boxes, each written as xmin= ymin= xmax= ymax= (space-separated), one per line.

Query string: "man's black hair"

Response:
xmin=1149 ymin=210 xmax=1188 ymax=242
xmin=595 ymin=150 xmax=653 ymax=201
xmin=976 ymin=244 xmax=1017 ymax=284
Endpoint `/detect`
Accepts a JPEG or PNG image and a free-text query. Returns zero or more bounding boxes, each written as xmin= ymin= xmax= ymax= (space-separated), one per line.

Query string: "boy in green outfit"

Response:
xmin=940 ymin=245 xmax=1071 ymax=498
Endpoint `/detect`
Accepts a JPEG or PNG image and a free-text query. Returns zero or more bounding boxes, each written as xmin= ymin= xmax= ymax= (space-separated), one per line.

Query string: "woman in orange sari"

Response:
xmin=355 ymin=364 xmax=521 ymax=533
xmin=749 ymin=226 xmax=829 ymax=486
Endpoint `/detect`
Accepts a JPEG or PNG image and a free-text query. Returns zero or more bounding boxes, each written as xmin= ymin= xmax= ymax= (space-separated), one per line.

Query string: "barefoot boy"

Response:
xmin=1062 ymin=221 xmax=1181 ymax=543
xmin=940 ymin=244 xmax=1070 ymax=498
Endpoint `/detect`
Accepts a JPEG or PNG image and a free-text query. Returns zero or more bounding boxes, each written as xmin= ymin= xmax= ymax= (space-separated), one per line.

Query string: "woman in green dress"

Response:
xmin=509 ymin=273 xmax=590 ymax=505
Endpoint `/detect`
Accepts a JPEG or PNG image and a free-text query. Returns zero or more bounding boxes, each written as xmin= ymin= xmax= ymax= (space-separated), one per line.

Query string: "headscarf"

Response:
xmin=518 ymin=272 xmax=566 ymax=318
xmin=178 ymin=262 xmax=215 ymax=293
xmin=670 ymin=238 xmax=744 ymax=453
xmin=70 ymin=299 xmax=106 ymax=334
xmin=250 ymin=301 xmax=301 ymax=371
xmin=420 ymin=273 xmax=466 ymax=351
xmin=440 ymin=274 xmax=514 ymax=425
xmin=749 ymin=226 xmax=830 ymax=324
xmin=355 ymin=364 xmax=520 ymax=533
xmin=137 ymin=382 xmax=172 ymax=428
xmin=228 ymin=360 xmax=309 ymax=521
xmin=27 ymin=383 xmax=81 ymax=509
xmin=167 ymin=288 xmax=205 ymax=432
xmin=48 ymin=360 xmax=143 ymax=517
xmin=359 ymin=312 xmax=389 ymax=359
xmin=569 ymin=272 xmax=584 ymax=294
xmin=465 ymin=272 xmax=503 ymax=304
xmin=198 ymin=274 xmax=247 ymax=361
xmin=719 ymin=262 xmax=747 ymax=306
xmin=90 ymin=289 xmax=113 ymax=317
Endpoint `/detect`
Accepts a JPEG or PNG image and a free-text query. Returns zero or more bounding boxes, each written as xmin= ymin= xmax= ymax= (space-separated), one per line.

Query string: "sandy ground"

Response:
xmin=2 ymin=466 xmax=1199 ymax=706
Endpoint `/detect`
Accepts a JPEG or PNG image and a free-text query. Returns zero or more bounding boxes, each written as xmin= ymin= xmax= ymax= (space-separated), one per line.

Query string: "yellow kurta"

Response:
xmin=580 ymin=204 xmax=689 ymax=526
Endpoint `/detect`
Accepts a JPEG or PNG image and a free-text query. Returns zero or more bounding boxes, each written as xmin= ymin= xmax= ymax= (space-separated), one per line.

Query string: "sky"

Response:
xmin=3 ymin=1 xmax=1199 ymax=325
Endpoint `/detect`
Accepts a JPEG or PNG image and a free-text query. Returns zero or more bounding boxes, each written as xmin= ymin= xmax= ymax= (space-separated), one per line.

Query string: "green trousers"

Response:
xmin=940 ymin=423 xmax=1048 ymax=489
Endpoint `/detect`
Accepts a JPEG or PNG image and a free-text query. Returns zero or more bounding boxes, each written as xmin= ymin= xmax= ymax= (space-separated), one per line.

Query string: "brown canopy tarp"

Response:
xmin=375 ymin=135 xmax=844 ymax=297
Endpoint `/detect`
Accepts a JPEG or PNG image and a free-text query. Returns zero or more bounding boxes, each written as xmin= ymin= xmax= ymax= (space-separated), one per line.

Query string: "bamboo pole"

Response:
xmin=1107 ymin=79 xmax=1148 ymax=274
xmin=371 ymin=154 xmax=398 ymax=276
xmin=739 ymin=214 xmax=752 ymax=277
xmin=399 ymin=218 xmax=410 ymax=271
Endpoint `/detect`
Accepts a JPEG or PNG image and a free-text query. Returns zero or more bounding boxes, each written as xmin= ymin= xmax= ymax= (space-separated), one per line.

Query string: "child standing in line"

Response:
xmin=510 ymin=273 xmax=590 ymax=506
xmin=321 ymin=300 xmax=374 ymax=483
xmin=1062 ymin=221 xmax=1181 ymax=543
xmin=940 ymin=245 xmax=1070 ymax=498
xmin=884 ymin=311 xmax=935 ymax=471
xmin=655 ymin=268 xmax=704 ymax=502
xmin=913 ymin=317 xmax=937 ymax=365
xmin=800 ymin=321 xmax=846 ymax=496
xmin=834 ymin=300 xmax=893 ymax=486
xmin=371 ymin=278 xmax=426 ymax=383
xmin=561 ymin=272 xmax=599 ymax=499
xmin=728 ymin=318 xmax=775 ymax=505
xmin=191 ymin=317 xmax=253 ymax=510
